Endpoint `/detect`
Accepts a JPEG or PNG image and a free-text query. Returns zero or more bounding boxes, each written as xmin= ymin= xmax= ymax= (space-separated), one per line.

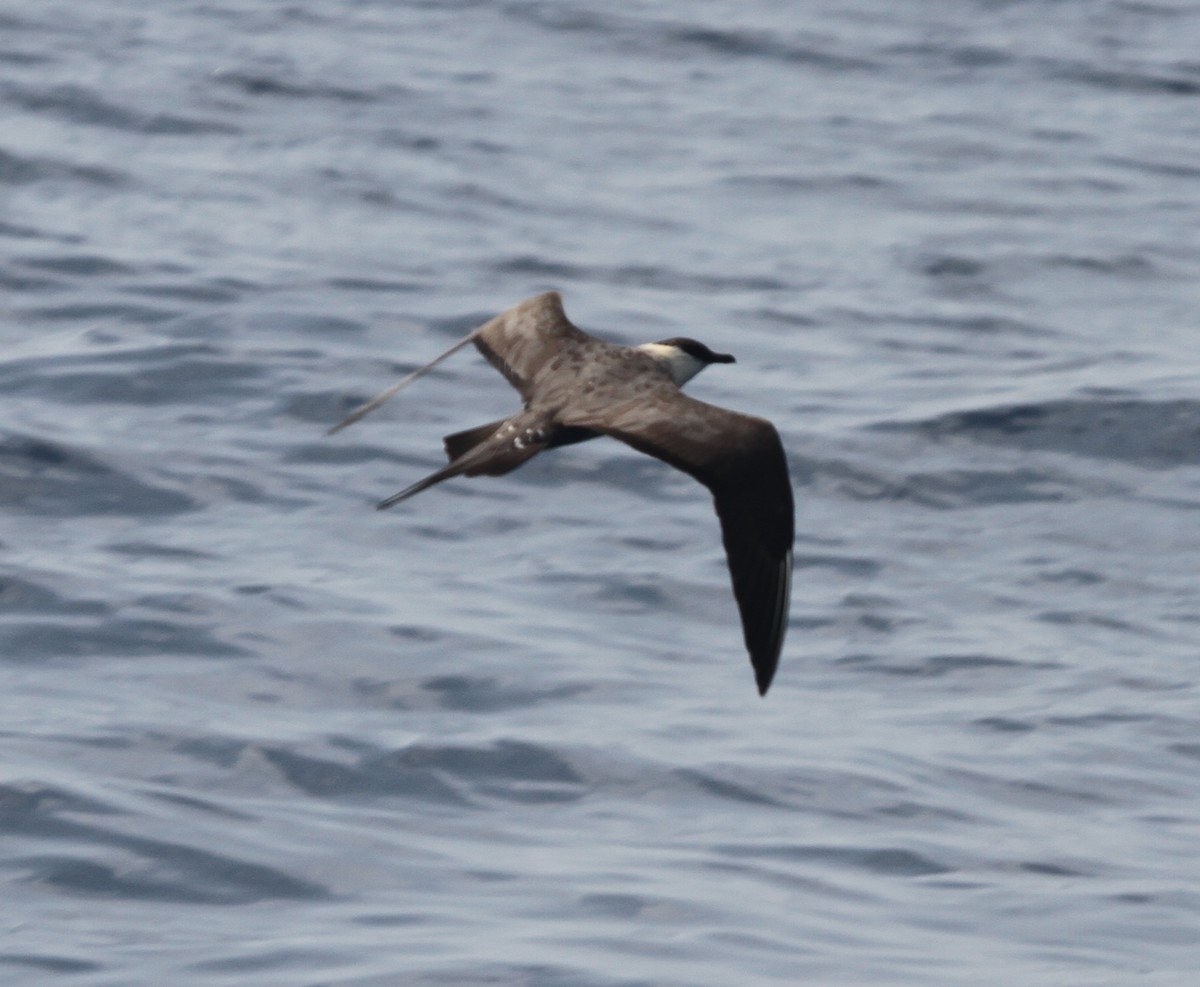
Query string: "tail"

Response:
xmin=326 ymin=331 xmax=477 ymax=436
xmin=377 ymin=419 xmax=544 ymax=510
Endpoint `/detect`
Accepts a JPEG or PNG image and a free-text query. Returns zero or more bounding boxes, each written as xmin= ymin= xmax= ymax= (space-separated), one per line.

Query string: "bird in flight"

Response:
xmin=329 ymin=292 xmax=793 ymax=694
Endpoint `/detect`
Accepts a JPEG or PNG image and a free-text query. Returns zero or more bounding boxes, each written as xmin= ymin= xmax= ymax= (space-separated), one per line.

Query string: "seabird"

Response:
xmin=329 ymin=292 xmax=794 ymax=695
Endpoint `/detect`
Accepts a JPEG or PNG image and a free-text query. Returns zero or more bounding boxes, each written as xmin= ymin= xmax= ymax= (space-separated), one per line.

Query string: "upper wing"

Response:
xmin=472 ymin=291 xmax=591 ymax=401
xmin=565 ymin=390 xmax=794 ymax=695
xmin=327 ymin=291 xmax=590 ymax=435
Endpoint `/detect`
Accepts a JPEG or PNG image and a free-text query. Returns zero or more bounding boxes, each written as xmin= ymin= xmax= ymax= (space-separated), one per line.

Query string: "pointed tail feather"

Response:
xmin=326 ymin=331 xmax=477 ymax=436
xmin=376 ymin=460 xmax=470 ymax=509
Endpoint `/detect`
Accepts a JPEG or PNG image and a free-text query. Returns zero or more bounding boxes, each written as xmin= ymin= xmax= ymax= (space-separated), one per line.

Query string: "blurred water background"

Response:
xmin=2 ymin=2 xmax=1199 ymax=984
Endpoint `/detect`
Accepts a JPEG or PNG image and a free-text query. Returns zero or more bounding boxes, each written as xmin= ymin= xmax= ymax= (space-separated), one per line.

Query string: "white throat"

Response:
xmin=636 ymin=342 xmax=705 ymax=387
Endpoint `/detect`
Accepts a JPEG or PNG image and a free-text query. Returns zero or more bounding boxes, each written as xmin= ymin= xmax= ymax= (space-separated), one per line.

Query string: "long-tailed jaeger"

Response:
xmin=329 ymin=291 xmax=794 ymax=695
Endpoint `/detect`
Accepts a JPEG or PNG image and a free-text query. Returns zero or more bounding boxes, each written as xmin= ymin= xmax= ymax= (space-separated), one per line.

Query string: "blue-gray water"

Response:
xmin=3 ymin=2 xmax=1199 ymax=984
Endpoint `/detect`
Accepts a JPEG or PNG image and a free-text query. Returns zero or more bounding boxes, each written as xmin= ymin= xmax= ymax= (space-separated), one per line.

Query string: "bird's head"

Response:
xmin=636 ymin=337 xmax=736 ymax=387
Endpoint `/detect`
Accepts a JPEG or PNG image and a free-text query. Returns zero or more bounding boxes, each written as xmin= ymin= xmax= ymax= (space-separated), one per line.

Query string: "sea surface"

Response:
xmin=2 ymin=2 xmax=1199 ymax=984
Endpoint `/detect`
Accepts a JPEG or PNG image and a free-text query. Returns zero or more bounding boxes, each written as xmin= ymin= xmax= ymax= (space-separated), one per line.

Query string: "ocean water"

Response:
xmin=2 ymin=1 xmax=1200 ymax=984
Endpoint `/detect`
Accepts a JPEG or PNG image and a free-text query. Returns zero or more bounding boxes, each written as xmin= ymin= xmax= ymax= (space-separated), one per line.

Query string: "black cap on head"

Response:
xmin=655 ymin=337 xmax=736 ymax=364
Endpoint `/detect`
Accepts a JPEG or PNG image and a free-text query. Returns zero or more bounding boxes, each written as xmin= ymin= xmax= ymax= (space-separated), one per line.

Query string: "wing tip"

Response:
xmin=750 ymin=549 xmax=792 ymax=696
xmin=752 ymin=650 xmax=780 ymax=696
xmin=755 ymin=670 xmax=774 ymax=696
xmin=495 ymin=290 xmax=566 ymax=326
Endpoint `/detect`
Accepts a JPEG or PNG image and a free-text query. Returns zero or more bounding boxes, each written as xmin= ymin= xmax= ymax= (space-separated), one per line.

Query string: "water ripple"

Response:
xmin=888 ymin=399 xmax=1200 ymax=467
xmin=0 ymin=435 xmax=194 ymax=516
